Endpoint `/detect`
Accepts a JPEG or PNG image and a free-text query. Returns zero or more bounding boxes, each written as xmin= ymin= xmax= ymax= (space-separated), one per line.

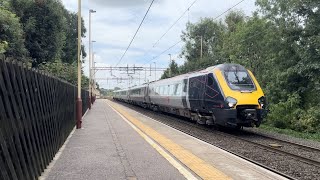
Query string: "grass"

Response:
xmin=260 ymin=124 xmax=320 ymax=142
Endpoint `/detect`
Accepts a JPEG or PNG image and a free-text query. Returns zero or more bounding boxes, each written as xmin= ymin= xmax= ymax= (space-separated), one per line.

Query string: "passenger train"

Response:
xmin=113 ymin=64 xmax=267 ymax=128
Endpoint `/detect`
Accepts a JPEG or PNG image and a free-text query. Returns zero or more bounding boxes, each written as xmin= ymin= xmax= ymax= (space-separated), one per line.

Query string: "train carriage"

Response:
xmin=128 ymin=85 xmax=148 ymax=107
xmin=114 ymin=63 xmax=267 ymax=129
xmin=114 ymin=88 xmax=130 ymax=102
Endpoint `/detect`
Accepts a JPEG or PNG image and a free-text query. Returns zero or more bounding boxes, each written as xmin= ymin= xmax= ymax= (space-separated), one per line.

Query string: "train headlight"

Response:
xmin=225 ymin=97 xmax=237 ymax=108
xmin=258 ymin=96 xmax=266 ymax=109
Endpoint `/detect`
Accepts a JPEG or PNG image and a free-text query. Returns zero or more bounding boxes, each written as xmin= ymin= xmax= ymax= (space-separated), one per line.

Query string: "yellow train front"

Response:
xmin=196 ymin=64 xmax=267 ymax=128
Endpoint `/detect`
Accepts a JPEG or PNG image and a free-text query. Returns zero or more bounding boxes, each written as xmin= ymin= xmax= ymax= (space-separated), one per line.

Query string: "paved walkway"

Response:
xmin=43 ymin=100 xmax=185 ymax=180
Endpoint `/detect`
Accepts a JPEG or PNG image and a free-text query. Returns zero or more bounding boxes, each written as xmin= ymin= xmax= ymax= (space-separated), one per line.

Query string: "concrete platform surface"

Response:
xmin=42 ymin=100 xmax=186 ymax=180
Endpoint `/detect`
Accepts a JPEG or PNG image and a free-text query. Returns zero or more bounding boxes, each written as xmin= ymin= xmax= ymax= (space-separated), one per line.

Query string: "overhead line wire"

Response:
xmin=212 ymin=0 xmax=246 ymax=21
xmin=148 ymin=40 xmax=183 ymax=64
xmin=152 ymin=0 xmax=198 ymax=48
xmin=143 ymin=0 xmax=247 ymax=66
xmin=115 ymin=0 xmax=155 ymax=67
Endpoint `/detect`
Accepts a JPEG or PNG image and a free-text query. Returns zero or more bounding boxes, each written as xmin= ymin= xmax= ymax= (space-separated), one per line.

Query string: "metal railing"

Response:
xmin=0 ymin=59 xmax=90 ymax=180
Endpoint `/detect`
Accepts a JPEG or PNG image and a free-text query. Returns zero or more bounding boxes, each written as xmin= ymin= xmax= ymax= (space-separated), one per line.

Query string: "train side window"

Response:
xmin=175 ymin=84 xmax=182 ymax=96
xmin=173 ymin=84 xmax=178 ymax=95
xmin=164 ymin=85 xmax=168 ymax=95
xmin=170 ymin=85 xmax=175 ymax=96
xmin=160 ymin=86 xmax=163 ymax=95
xmin=207 ymin=76 xmax=214 ymax=86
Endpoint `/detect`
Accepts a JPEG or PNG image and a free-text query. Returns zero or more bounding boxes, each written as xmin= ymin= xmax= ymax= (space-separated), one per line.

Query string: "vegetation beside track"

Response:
xmin=260 ymin=124 xmax=320 ymax=142
xmin=161 ymin=0 xmax=320 ymax=134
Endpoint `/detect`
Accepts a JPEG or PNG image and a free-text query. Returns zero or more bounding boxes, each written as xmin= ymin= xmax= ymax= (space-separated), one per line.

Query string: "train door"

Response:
xmin=182 ymin=79 xmax=188 ymax=108
xmin=188 ymin=75 xmax=206 ymax=111
xmin=204 ymin=73 xmax=224 ymax=109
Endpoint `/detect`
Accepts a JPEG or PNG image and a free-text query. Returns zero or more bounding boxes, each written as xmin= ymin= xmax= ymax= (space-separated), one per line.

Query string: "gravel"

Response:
xmin=244 ymin=128 xmax=320 ymax=150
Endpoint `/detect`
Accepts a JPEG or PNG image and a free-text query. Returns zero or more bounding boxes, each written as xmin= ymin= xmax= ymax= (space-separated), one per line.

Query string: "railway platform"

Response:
xmin=41 ymin=99 xmax=288 ymax=180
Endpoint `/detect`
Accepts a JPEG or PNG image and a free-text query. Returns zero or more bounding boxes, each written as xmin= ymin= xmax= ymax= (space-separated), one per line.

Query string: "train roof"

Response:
xmin=113 ymin=84 xmax=147 ymax=93
xmin=151 ymin=63 xmax=246 ymax=83
xmin=114 ymin=63 xmax=246 ymax=90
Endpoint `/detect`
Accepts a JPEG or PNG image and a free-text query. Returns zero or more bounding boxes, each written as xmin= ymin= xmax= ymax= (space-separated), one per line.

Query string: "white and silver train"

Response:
xmin=113 ymin=64 xmax=267 ymax=128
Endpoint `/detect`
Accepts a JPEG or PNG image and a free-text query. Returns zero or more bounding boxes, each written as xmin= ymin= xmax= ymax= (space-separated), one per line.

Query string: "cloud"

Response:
xmin=91 ymin=0 xmax=151 ymax=8
xmin=62 ymin=0 xmax=257 ymax=89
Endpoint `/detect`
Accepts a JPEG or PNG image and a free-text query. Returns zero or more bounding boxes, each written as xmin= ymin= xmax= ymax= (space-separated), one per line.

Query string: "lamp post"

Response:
xmin=76 ymin=0 xmax=82 ymax=129
xmin=93 ymin=54 xmax=96 ymax=94
xmin=153 ymin=62 xmax=156 ymax=81
xmin=91 ymin=41 xmax=96 ymax=100
xmin=88 ymin=9 xmax=96 ymax=109
xmin=168 ymin=53 xmax=172 ymax=77
xmin=200 ymin=35 xmax=203 ymax=59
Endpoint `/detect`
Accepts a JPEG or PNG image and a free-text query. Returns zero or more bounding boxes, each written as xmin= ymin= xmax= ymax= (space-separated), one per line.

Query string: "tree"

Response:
xmin=161 ymin=60 xmax=179 ymax=79
xmin=12 ymin=0 xmax=67 ymax=67
xmin=224 ymin=10 xmax=245 ymax=33
xmin=0 ymin=7 xmax=28 ymax=59
xmin=62 ymin=11 xmax=87 ymax=63
xmin=254 ymin=0 xmax=320 ymax=132
xmin=181 ymin=18 xmax=226 ymax=70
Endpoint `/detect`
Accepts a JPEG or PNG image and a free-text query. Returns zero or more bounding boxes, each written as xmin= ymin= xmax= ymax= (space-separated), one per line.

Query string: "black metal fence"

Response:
xmin=0 ymin=60 xmax=90 ymax=180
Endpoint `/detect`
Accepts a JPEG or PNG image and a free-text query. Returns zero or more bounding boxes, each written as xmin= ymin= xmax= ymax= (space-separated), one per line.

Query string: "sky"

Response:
xmin=61 ymin=0 xmax=257 ymax=89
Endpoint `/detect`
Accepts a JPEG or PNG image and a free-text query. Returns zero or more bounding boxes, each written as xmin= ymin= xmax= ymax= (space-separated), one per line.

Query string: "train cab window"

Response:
xmin=207 ymin=76 xmax=214 ymax=86
xmin=224 ymin=71 xmax=255 ymax=90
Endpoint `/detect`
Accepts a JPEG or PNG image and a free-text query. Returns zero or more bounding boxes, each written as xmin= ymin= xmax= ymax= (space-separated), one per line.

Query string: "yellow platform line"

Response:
xmin=107 ymin=101 xmax=231 ymax=180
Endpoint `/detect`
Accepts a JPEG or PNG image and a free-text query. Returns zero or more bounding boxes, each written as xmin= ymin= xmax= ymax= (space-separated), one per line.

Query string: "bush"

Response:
xmin=297 ymin=108 xmax=320 ymax=133
xmin=266 ymin=93 xmax=302 ymax=129
xmin=266 ymin=93 xmax=320 ymax=133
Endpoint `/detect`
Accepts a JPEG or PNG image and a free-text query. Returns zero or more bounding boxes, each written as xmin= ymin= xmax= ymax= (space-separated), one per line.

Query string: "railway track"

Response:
xmin=235 ymin=130 xmax=320 ymax=165
xmin=114 ymin=100 xmax=320 ymax=180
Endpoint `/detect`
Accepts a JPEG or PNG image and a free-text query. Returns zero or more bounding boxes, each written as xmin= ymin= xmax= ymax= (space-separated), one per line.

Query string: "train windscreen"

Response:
xmin=223 ymin=71 xmax=255 ymax=91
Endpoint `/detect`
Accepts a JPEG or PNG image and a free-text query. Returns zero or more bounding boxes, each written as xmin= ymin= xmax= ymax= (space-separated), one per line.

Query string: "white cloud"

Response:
xmin=62 ymin=0 xmax=257 ymax=89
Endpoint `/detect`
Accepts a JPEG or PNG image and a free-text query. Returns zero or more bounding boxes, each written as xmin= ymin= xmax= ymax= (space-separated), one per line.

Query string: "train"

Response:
xmin=113 ymin=63 xmax=267 ymax=129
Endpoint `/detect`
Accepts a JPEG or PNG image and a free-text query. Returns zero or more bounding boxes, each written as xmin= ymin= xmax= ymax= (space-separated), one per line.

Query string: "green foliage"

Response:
xmin=100 ymin=88 xmax=116 ymax=97
xmin=3 ymin=0 xmax=89 ymax=87
xmin=161 ymin=60 xmax=180 ymax=79
xmin=181 ymin=18 xmax=226 ymax=67
xmin=0 ymin=41 xmax=8 ymax=54
xmin=0 ymin=7 xmax=28 ymax=59
xmin=266 ymin=93 xmax=303 ymax=129
xmin=260 ymin=124 xmax=320 ymax=142
xmin=38 ymin=60 xmax=89 ymax=88
xmin=174 ymin=1 xmax=320 ymax=133
xmin=62 ymin=11 xmax=87 ymax=63
xmin=20 ymin=0 xmax=67 ymax=66
xmin=39 ymin=60 xmax=77 ymax=84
